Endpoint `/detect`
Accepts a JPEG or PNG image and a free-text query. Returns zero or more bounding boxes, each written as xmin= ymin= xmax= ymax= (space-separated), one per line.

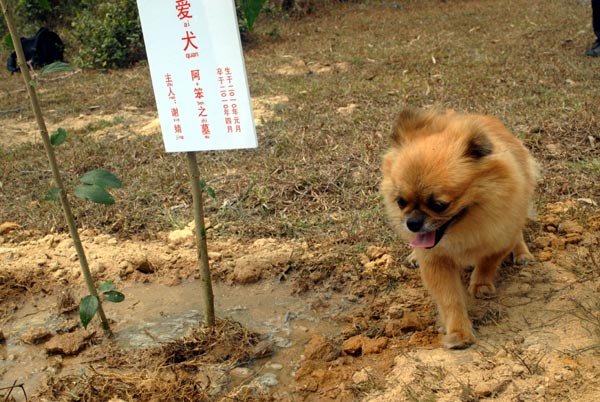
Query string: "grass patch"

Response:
xmin=1 ymin=0 xmax=599 ymax=251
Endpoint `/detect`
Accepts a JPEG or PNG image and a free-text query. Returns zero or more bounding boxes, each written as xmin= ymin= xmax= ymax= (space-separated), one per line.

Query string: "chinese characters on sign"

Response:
xmin=218 ymin=67 xmax=241 ymax=134
xmin=137 ymin=0 xmax=257 ymax=152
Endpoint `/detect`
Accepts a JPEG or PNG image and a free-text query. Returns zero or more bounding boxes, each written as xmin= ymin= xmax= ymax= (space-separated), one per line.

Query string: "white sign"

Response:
xmin=137 ymin=0 xmax=257 ymax=152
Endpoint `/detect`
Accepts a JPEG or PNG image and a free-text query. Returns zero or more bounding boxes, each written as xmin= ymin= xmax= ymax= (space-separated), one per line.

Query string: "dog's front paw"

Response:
xmin=405 ymin=250 xmax=419 ymax=268
xmin=443 ymin=331 xmax=475 ymax=349
xmin=512 ymin=241 xmax=534 ymax=265
xmin=513 ymin=250 xmax=534 ymax=265
xmin=469 ymin=282 xmax=496 ymax=299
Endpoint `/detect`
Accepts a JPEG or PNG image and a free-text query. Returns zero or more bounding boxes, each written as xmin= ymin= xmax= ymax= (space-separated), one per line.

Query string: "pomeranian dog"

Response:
xmin=381 ymin=107 xmax=538 ymax=349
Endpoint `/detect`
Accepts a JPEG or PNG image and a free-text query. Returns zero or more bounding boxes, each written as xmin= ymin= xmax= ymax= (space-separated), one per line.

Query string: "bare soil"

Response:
xmin=1 ymin=0 xmax=600 ymax=401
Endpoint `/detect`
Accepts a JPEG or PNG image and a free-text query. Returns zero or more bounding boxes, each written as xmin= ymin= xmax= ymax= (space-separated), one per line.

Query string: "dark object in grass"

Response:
xmin=6 ymin=27 xmax=64 ymax=73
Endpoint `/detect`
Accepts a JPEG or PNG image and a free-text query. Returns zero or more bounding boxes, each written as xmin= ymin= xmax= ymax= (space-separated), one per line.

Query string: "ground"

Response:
xmin=1 ymin=0 xmax=600 ymax=401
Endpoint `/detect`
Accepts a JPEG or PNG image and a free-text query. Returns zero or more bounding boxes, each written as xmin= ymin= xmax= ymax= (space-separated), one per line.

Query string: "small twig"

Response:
xmin=0 ymin=380 xmax=28 ymax=402
xmin=37 ymin=69 xmax=81 ymax=83
xmin=0 ymin=107 xmax=23 ymax=116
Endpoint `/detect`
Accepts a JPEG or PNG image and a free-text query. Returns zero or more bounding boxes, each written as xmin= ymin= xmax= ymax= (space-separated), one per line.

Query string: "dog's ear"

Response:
xmin=465 ymin=127 xmax=494 ymax=159
xmin=391 ymin=107 xmax=439 ymax=145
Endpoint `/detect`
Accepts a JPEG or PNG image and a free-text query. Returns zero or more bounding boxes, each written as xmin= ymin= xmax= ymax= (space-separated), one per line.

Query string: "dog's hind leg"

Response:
xmin=469 ymin=249 xmax=510 ymax=298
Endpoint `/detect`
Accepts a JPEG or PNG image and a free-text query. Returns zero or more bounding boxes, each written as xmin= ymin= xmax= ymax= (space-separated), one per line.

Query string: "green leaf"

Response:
xmin=40 ymin=61 xmax=75 ymax=76
xmin=3 ymin=34 xmax=13 ymax=50
xmin=240 ymin=0 xmax=265 ymax=31
xmin=205 ymin=186 xmax=216 ymax=199
xmin=50 ymin=128 xmax=67 ymax=146
xmin=199 ymin=179 xmax=216 ymax=198
xmin=44 ymin=187 xmax=61 ymax=201
xmin=97 ymin=281 xmax=115 ymax=292
xmin=79 ymin=295 xmax=99 ymax=329
xmin=80 ymin=170 xmax=122 ymax=189
xmin=74 ymin=184 xmax=115 ymax=205
xmin=102 ymin=290 xmax=125 ymax=303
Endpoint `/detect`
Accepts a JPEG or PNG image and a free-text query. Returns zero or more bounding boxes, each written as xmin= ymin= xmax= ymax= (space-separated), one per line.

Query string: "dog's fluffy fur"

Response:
xmin=381 ymin=107 xmax=538 ymax=349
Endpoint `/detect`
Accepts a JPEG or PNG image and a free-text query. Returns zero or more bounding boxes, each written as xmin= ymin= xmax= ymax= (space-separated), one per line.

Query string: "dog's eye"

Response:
xmin=397 ymin=197 xmax=408 ymax=209
xmin=428 ymin=200 xmax=449 ymax=213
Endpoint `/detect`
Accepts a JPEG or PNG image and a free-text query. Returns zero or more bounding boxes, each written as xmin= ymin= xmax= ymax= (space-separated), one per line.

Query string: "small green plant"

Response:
xmin=199 ymin=179 xmax=216 ymax=199
xmin=239 ymin=0 xmax=265 ymax=31
xmin=80 ymin=281 xmax=125 ymax=329
xmin=44 ymin=124 xmax=123 ymax=331
xmin=236 ymin=0 xmax=265 ymax=42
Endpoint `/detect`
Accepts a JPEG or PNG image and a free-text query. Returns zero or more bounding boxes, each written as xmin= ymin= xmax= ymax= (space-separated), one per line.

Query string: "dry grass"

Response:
xmin=37 ymin=319 xmax=272 ymax=402
xmin=1 ymin=0 xmax=599 ymax=249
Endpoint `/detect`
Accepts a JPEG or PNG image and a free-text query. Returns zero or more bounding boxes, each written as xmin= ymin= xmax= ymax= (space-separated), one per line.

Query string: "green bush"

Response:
xmin=70 ymin=0 xmax=145 ymax=69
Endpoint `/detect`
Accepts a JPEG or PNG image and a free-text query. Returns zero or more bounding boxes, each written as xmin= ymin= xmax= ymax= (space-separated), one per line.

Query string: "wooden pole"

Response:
xmin=185 ymin=152 xmax=215 ymax=327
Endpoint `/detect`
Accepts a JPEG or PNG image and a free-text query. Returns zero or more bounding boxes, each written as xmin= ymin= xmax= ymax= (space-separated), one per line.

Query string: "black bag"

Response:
xmin=6 ymin=27 xmax=65 ymax=73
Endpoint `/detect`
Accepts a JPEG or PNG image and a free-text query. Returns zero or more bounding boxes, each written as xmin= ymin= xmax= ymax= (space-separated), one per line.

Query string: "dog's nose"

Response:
xmin=406 ymin=212 xmax=424 ymax=232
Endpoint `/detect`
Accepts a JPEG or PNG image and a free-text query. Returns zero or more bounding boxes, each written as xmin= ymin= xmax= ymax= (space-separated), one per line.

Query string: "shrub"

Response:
xmin=70 ymin=0 xmax=145 ymax=69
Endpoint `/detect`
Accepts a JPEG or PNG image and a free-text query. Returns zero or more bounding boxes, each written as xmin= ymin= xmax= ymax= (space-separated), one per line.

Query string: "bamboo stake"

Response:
xmin=0 ymin=1 xmax=112 ymax=337
xmin=185 ymin=152 xmax=215 ymax=327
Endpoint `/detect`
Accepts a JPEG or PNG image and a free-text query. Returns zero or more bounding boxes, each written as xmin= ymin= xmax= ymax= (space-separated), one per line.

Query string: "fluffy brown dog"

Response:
xmin=381 ymin=107 xmax=538 ymax=349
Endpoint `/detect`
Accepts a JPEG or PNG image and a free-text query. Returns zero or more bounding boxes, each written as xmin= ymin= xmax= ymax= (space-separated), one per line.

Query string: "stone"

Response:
xmin=267 ymin=363 xmax=283 ymax=370
xmin=303 ymin=334 xmax=339 ymax=362
xmin=388 ymin=304 xmax=404 ymax=319
xmin=557 ymin=220 xmax=584 ymax=234
xmin=256 ymin=373 xmax=279 ymax=387
xmin=232 ymin=261 xmax=262 ymax=284
xmin=230 ymin=367 xmax=253 ymax=379
xmin=474 ymin=381 xmax=494 ymax=397
xmin=352 ymin=368 xmax=370 ymax=384
xmin=512 ymin=364 xmax=526 ymax=376
xmin=342 ymin=335 xmax=365 ymax=356
xmin=342 ymin=335 xmax=388 ymax=356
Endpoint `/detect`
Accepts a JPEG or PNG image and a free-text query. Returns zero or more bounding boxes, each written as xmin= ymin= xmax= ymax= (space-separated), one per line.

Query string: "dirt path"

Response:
xmin=1 ymin=199 xmax=599 ymax=401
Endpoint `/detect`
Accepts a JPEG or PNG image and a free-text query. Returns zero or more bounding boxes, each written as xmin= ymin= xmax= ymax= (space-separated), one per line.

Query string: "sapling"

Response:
xmin=0 ymin=1 xmax=122 ymax=336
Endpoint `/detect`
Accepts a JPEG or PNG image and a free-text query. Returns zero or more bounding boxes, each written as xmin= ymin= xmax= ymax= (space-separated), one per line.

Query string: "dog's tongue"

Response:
xmin=410 ymin=231 xmax=436 ymax=248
